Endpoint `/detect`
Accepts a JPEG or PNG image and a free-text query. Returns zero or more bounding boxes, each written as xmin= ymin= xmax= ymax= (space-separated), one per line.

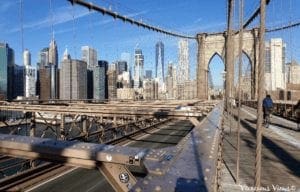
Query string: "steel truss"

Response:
xmin=0 ymin=101 xmax=221 ymax=191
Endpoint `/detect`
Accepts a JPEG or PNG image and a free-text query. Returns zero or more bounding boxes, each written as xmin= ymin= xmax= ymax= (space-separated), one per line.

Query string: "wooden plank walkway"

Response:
xmin=220 ymin=106 xmax=300 ymax=192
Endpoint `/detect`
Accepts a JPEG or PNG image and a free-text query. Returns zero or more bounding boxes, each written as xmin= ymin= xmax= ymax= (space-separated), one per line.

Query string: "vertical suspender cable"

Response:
xmin=49 ymin=0 xmax=54 ymax=39
xmin=72 ymin=3 xmax=77 ymax=58
xmin=19 ymin=0 xmax=24 ymax=55
xmin=88 ymin=3 xmax=94 ymax=48
xmin=236 ymin=0 xmax=243 ymax=184
xmin=229 ymin=0 xmax=235 ymax=135
xmin=255 ymin=0 xmax=266 ymax=189
xmin=287 ymin=0 xmax=292 ymax=104
xmin=225 ymin=0 xmax=234 ymax=121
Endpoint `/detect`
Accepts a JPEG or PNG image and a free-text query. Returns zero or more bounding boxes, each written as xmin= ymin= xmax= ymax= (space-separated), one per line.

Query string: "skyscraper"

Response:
xmin=49 ymin=39 xmax=58 ymax=99
xmin=81 ymin=46 xmax=97 ymax=99
xmin=177 ymin=39 xmax=189 ymax=84
xmin=155 ymin=41 xmax=164 ymax=84
xmin=93 ymin=63 xmax=106 ymax=100
xmin=60 ymin=49 xmax=87 ymax=100
xmin=134 ymin=49 xmax=144 ymax=89
xmin=38 ymin=48 xmax=49 ymax=69
xmin=145 ymin=70 xmax=152 ymax=79
xmin=166 ymin=63 xmax=177 ymax=99
xmin=82 ymin=46 xmax=98 ymax=69
xmin=98 ymin=60 xmax=109 ymax=99
xmin=14 ymin=64 xmax=24 ymax=98
xmin=23 ymin=49 xmax=36 ymax=98
xmin=37 ymin=47 xmax=51 ymax=100
xmin=0 ymin=43 xmax=14 ymax=100
xmin=116 ymin=61 xmax=128 ymax=75
xmin=143 ymin=79 xmax=158 ymax=100
xmin=121 ymin=52 xmax=132 ymax=79
xmin=287 ymin=60 xmax=300 ymax=84
xmin=107 ymin=65 xmax=117 ymax=100
xmin=265 ymin=38 xmax=286 ymax=91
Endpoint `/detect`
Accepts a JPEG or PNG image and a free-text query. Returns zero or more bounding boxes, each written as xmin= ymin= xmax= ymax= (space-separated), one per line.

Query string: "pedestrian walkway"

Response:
xmin=220 ymin=106 xmax=300 ymax=192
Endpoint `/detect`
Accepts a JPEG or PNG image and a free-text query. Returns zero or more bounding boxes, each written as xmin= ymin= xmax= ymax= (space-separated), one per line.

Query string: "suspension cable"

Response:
xmin=88 ymin=9 xmax=95 ymax=48
xmin=49 ymin=0 xmax=54 ymax=39
xmin=243 ymin=0 xmax=270 ymax=29
xmin=255 ymin=0 xmax=266 ymax=188
xmin=266 ymin=20 xmax=300 ymax=33
xmin=236 ymin=0 xmax=243 ymax=184
xmin=68 ymin=0 xmax=196 ymax=40
xmin=19 ymin=0 xmax=24 ymax=56
xmin=72 ymin=4 xmax=77 ymax=58
xmin=289 ymin=0 xmax=293 ymax=63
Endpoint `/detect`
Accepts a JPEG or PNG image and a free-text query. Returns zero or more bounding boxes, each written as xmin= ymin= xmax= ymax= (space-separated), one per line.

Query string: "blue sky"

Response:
xmin=1 ymin=0 xmax=300 ymax=87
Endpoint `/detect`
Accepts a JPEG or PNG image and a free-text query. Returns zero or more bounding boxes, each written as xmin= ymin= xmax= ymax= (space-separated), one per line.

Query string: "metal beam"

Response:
xmin=99 ymin=162 xmax=137 ymax=192
xmin=0 ymin=134 xmax=146 ymax=169
xmin=0 ymin=103 xmax=209 ymax=118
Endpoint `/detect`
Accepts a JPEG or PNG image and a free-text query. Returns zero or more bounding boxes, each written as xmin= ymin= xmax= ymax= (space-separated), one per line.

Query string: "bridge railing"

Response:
xmin=242 ymin=100 xmax=298 ymax=121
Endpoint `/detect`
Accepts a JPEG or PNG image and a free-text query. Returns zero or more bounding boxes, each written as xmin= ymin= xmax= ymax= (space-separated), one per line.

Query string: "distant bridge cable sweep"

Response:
xmin=242 ymin=0 xmax=271 ymax=29
xmin=68 ymin=0 xmax=196 ymax=39
xmin=266 ymin=20 xmax=300 ymax=33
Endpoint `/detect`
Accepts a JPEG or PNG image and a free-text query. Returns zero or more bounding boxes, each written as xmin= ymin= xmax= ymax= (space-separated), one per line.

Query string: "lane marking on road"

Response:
xmin=86 ymin=178 xmax=107 ymax=192
xmin=26 ymin=167 xmax=78 ymax=192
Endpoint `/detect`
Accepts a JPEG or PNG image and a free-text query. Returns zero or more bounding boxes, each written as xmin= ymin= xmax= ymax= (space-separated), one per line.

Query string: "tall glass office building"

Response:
xmin=0 ymin=43 xmax=14 ymax=100
xmin=93 ymin=64 xmax=106 ymax=100
xmin=155 ymin=41 xmax=164 ymax=84
xmin=134 ymin=49 xmax=144 ymax=89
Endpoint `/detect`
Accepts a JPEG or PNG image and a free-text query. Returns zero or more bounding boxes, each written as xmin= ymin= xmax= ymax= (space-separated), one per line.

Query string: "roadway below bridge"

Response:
xmin=221 ymin=105 xmax=300 ymax=191
xmin=27 ymin=119 xmax=194 ymax=192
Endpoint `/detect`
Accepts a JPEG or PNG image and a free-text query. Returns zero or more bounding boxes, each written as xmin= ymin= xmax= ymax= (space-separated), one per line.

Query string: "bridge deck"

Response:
xmin=0 ymin=102 xmax=222 ymax=191
xmin=221 ymin=106 xmax=300 ymax=192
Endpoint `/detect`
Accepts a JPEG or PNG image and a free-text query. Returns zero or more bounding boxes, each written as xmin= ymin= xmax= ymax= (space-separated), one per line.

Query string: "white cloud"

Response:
xmin=182 ymin=21 xmax=226 ymax=34
xmin=7 ymin=4 xmax=148 ymax=34
xmin=53 ymin=10 xmax=148 ymax=35
xmin=193 ymin=18 xmax=203 ymax=24
xmin=125 ymin=10 xmax=148 ymax=18
xmin=7 ymin=5 xmax=90 ymax=33
xmin=0 ymin=1 xmax=15 ymax=13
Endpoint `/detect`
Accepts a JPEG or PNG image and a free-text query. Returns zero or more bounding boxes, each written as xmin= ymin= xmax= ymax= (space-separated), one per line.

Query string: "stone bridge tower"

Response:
xmin=197 ymin=28 xmax=260 ymax=100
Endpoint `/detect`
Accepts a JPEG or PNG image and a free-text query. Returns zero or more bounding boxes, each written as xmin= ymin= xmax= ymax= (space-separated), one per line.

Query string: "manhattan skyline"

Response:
xmin=1 ymin=0 xmax=300 ymax=87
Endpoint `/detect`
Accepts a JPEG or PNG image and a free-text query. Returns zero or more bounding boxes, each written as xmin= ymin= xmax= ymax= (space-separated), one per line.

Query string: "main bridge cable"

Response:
xmin=266 ymin=20 xmax=300 ymax=33
xmin=68 ymin=0 xmax=196 ymax=40
xmin=242 ymin=0 xmax=271 ymax=29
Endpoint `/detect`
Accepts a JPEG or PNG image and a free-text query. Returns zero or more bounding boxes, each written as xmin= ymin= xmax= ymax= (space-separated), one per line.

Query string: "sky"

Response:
xmin=1 ymin=0 xmax=300 ymax=87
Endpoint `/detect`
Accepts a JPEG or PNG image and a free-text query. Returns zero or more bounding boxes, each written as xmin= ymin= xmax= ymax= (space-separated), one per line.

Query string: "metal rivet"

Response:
xmin=106 ymin=154 xmax=112 ymax=161
xmin=154 ymin=186 xmax=161 ymax=191
xmin=143 ymin=180 xmax=148 ymax=185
